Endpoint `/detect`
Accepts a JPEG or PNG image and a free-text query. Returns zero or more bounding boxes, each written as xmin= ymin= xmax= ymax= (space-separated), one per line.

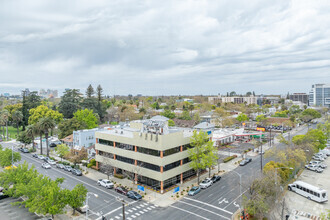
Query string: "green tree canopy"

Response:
xmin=73 ymin=109 xmax=98 ymax=129
xmin=236 ymin=113 xmax=249 ymax=123
xmin=55 ymin=144 xmax=70 ymax=161
xmin=161 ymin=110 xmax=176 ymax=119
xmin=59 ymin=89 xmax=83 ymax=118
xmin=168 ymin=119 xmax=175 ymax=127
xmin=301 ymin=109 xmax=321 ymax=119
xmin=66 ymin=184 xmax=88 ymax=214
xmin=28 ymin=105 xmax=63 ymax=125
xmin=58 ymin=118 xmax=87 ymax=139
xmin=0 ymin=147 xmax=21 ymax=167
xmin=179 ymin=110 xmax=191 ymax=120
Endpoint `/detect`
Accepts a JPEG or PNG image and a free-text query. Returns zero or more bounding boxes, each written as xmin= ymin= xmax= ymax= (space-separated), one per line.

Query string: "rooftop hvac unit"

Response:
xmin=150 ymin=134 xmax=153 ymax=141
xmin=145 ymin=133 xmax=147 ymax=140
xmin=155 ymin=134 xmax=158 ymax=142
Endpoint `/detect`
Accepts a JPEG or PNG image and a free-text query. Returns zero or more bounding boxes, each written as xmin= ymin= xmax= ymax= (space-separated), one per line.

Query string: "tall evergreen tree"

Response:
xmin=96 ymin=85 xmax=103 ymax=102
xmin=58 ymin=89 xmax=82 ymax=118
xmin=86 ymin=84 xmax=95 ymax=98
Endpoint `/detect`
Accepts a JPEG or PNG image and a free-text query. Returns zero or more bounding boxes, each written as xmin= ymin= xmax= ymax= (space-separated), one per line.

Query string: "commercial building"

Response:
xmin=309 ymin=84 xmax=330 ymax=107
xmin=208 ymin=95 xmax=257 ymax=105
xmin=289 ymin=93 xmax=309 ymax=105
xmin=95 ymin=116 xmax=206 ymax=193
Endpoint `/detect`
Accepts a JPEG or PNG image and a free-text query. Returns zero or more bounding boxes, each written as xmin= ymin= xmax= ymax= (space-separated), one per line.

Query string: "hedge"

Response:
xmin=223 ymin=155 xmax=237 ymax=163
xmin=114 ymin=173 xmax=124 ymax=179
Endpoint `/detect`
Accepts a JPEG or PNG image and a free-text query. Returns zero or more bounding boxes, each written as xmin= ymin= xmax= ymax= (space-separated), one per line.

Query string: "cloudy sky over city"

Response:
xmin=0 ymin=0 xmax=329 ymax=96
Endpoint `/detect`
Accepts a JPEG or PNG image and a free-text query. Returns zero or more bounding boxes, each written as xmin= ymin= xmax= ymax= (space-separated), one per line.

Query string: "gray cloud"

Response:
xmin=0 ymin=0 xmax=329 ymax=96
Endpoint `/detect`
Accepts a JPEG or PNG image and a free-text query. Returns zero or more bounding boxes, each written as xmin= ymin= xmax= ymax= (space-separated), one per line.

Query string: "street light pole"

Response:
xmin=86 ymin=192 xmax=98 ymax=220
xmin=232 ymin=170 xmax=242 ymax=212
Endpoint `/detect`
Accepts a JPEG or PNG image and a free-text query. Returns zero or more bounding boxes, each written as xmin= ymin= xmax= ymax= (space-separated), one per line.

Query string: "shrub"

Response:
xmin=114 ymin=173 xmax=124 ymax=179
xmin=29 ymin=148 xmax=36 ymax=153
xmin=223 ymin=155 xmax=237 ymax=163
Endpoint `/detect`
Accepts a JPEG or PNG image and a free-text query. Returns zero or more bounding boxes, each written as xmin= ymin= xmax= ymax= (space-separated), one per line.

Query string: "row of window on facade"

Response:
xmin=98 ymin=150 xmax=191 ymax=172
xmin=98 ymin=139 xmax=193 ymax=157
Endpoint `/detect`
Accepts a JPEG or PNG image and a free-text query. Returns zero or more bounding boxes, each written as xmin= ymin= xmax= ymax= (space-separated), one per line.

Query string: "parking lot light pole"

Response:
xmin=86 ymin=192 xmax=98 ymax=220
xmin=274 ymin=167 xmax=293 ymax=201
xmin=232 ymin=170 xmax=242 ymax=212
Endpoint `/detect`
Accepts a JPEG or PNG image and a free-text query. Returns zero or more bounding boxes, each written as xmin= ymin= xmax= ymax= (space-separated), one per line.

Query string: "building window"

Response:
xmin=99 ymin=150 xmax=113 ymax=159
xmin=164 ymin=160 xmax=181 ymax=172
xmin=182 ymin=144 xmax=193 ymax=151
xmin=99 ymin=139 xmax=114 ymax=146
xmin=116 ymin=155 xmax=134 ymax=164
xmin=136 ymin=146 xmax=160 ymax=156
xmin=163 ymin=146 xmax=180 ymax=156
xmin=182 ymin=157 xmax=191 ymax=164
xmin=117 ymin=143 xmax=134 ymax=151
xmin=137 ymin=161 xmax=160 ymax=172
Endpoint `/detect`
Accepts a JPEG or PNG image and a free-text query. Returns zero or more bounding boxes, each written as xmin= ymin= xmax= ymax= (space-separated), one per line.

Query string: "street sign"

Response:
xmin=256 ymin=127 xmax=265 ymax=132
xmin=137 ymin=185 xmax=145 ymax=192
xmin=173 ymin=186 xmax=179 ymax=193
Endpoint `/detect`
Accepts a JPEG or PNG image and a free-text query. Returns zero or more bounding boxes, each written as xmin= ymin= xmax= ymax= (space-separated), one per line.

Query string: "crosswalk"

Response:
xmin=109 ymin=202 xmax=158 ymax=220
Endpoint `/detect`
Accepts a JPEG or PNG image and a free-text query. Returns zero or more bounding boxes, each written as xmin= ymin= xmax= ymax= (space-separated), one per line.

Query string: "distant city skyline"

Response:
xmin=1 ymin=1 xmax=330 ymax=96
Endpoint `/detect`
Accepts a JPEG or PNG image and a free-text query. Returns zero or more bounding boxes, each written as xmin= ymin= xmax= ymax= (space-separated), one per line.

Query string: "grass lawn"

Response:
xmin=0 ymin=125 xmax=23 ymax=140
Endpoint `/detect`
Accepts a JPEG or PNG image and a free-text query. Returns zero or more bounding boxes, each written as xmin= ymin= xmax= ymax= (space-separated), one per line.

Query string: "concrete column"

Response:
xmin=96 ymin=161 xmax=99 ymax=170
xmin=160 ymin=166 xmax=163 ymax=173
xmin=134 ymin=173 xmax=137 ymax=184
xmin=96 ymin=138 xmax=98 ymax=143
xmin=180 ymin=173 xmax=183 ymax=184
xmin=161 ymin=181 xmax=164 ymax=194
xmin=114 ymin=168 xmax=116 ymax=175
xmin=134 ymin=145 xmax=137 ymax=152
xmin=160 ymin=150 xmax=163 ymax=158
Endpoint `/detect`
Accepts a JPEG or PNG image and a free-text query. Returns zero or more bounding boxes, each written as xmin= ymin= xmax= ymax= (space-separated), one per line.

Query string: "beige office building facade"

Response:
xmin=95 ymin=116 xmax=197 ymax=193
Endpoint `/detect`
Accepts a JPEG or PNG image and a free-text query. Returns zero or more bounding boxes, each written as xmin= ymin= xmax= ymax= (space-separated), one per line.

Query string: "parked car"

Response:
xmin=210 ymin=175 xmax=221 ymax=183
xmin=127 ymin=191 xmax=142 ymax=200
xmin=240 ymin=158 xmax=252 ymax=166
xmin=56 ymin=163 xmax=65 ymax=169
xmin=41 ymin=163 xmax=51 ymax=169
xmin=72 ymin=169 xmax=82 ymax=176
xmin=32 ymin=153 xmax=38 ymax=158
xmin=97 ymin=179 xmax=114 ymax=189
xmin=50 ymin=143 xmax=57 ymax=148
xmin=199 ymin=178 xmax=213 ymax=189
xmin=312 ymin=156 xmax=324 ymax=161
xmin=21 ymin=148 xmax=29 ymax=153
xmin=47 ymin=159 xmax=56 ymax=165
xmin=315 ymin=167 xmax=324 ymax=173
xmin=115 ymin=187 xmax=128 ymax=195
xmin=38 ymin=155 xmax=45 ymax=160
xmin=43 ymin=157 xmax=50 ymax=162
xmin=305 ymin=164 xmax=318 ymax=171
xmin=188 ymin=186 xmax=201 ymax=196
xmin=0 ymin=187 xmax=9 ymax=200
xmin=64 ymin=165 xmax=73 ymax=172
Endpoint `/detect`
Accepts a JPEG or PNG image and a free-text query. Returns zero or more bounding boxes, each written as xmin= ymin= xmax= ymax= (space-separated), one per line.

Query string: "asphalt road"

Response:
xmin=138 ymin=124 xmax=316 ymax=220
xmin=0 ymin=123 xmax=316 ymax=220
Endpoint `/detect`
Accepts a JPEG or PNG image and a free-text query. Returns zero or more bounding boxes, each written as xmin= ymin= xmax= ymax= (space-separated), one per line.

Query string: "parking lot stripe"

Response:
xmin=135 ymin=213 xmax=140 ymax=216
xmin=132 ymin=208 xmax=137 ymax=211
xmin=131 ymin=215 xmax=136 ymax=218
xmin=115 ymin=216 xmax=120 ymax=219
xmin=139 ymin=211 xmax=144 ymax=214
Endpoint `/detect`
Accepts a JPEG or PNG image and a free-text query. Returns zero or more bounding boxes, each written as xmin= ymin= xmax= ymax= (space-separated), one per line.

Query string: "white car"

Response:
xmin=47 ymin=159 xmax=56 ymax=165
xmin=42 ymin=163 xmax=51 ymax=169
xmin=97 ymin=179 xmax=114 ymax=189
xmin=313 ymin=156 xmax=325 ymax=161
xmin=199 ymin=178 xmax=213 ymax=189
xmin=38 ymin=155 xmax=45 ymax=160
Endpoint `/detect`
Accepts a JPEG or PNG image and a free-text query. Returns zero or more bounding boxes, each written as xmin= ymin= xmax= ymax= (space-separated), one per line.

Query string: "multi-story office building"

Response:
xmin=309 ymin=84 xmax=330 ymax=107
xmin=208 ymin=95 xmax=257 ymax=105
xmin=95 ymin=116 xmax=200 ymax=193
xmin=289 ymin=93 xmax=309 ymax=105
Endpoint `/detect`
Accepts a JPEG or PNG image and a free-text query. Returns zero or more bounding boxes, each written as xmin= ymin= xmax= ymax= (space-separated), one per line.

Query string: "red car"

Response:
xmin=115 ymin=187 xmax=128 ymax=195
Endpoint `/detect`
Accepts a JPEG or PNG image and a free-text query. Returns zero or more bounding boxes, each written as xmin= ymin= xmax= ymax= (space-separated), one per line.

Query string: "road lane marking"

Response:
xmin=177 ymin=200 xmax=231 ymax=220
xmin=169 ymin=205 xmax=211 ymax=220
xmin=183 ymin=197 xmax=233 ymax=215
xmin=223 ymin=188 xmax=248 ymax=209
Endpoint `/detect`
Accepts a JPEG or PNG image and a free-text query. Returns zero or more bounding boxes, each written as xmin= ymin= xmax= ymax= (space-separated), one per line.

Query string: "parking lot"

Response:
xmin=284 ymin=150 xmax=330 ymax=219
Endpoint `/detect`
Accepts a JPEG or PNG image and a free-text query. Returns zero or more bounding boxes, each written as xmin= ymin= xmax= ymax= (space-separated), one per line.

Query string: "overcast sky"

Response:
xmin=0 ymin=0 xmax=329 ymax=96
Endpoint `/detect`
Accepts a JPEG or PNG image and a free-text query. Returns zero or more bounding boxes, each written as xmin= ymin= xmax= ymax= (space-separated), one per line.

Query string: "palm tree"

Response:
xmin=35 ymin=122 xmax=44 ymax=155
xmin=39 ymin=117 xmax=56 ymax=157
xmin=1 ymin=109 xmax=10 ymax=140
xmin=26 ymin=124 xmax=37 ymax=151
xmin=12 ymin=110 xmax=23 ymax=137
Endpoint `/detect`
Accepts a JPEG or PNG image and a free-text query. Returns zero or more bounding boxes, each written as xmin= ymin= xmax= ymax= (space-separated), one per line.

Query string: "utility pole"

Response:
xmin=260 ymin=129 xmax=263 ymax=173
xmin=116 ymin=197 xmax=128 ymax=220
xmin=281 ymin=198 xmax=286 ymax=220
